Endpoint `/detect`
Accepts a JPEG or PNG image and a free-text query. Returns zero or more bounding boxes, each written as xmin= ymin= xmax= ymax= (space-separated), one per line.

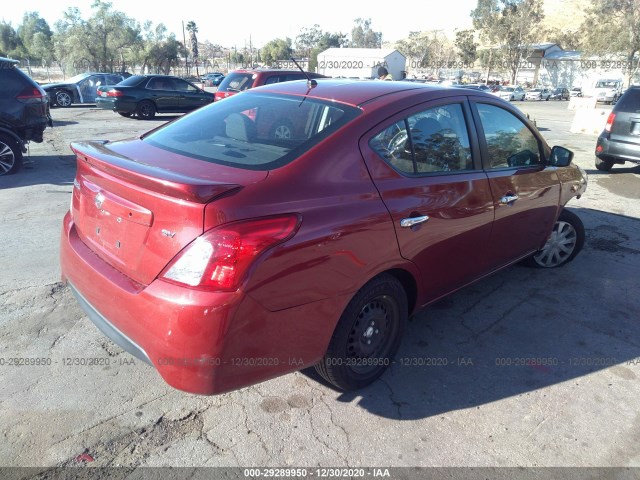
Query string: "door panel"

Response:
xmin=472 ymin=101 xmax=560 ymax=269
xmin=361 ymin=100 xmax=495 ymax=304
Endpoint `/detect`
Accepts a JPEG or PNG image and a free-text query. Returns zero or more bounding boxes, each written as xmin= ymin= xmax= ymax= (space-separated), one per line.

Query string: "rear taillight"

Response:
xmin=106 ymin=89 xmax=124 ymax=97
xmin=605 ymin=112 xmax=616 ymax=133
xmin=17 ymin=86 xmax=46 ymax=103
xmin=160 ymin=215 xmax=300 ymax=291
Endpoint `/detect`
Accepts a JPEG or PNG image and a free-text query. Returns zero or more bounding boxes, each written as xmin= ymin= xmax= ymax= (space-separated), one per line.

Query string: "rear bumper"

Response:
xmin=596 ymin=134 xmax=640 ymax=165
xmin=60 ymin=212 xmax=340 ymax=395
xmin=95 ymin=97 xmax=136 ymax=113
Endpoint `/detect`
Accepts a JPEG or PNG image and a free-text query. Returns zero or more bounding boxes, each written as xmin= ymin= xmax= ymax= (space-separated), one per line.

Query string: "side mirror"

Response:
xmin=549 ymin=146 xmax=574 ymax=167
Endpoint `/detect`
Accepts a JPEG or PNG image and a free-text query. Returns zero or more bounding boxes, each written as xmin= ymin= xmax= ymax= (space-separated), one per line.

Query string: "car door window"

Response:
xmin=476 ymin=104 xmax=542 ymax=169
xmin=370 ymin=103 xmax=473 ymax=175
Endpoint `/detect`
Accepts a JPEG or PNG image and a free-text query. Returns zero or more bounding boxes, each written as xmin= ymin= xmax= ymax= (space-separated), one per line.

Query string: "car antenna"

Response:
xmin=290 ymin=56 xmax=317 ymax=88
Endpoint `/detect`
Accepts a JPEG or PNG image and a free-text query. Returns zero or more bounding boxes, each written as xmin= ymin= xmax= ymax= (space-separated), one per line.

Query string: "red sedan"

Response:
xmin=60 ymin=79 xmax=588 ymax=395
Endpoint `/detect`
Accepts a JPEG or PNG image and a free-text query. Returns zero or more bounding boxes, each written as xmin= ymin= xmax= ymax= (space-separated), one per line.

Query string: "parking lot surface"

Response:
xmin=1 ymin=100 xmax=639 ymax=472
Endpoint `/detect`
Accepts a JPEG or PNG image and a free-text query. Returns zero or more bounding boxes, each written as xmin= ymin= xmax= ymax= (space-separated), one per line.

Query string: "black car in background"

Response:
xmin=0 ymin=57 xmax=52 ymax=175
xmin=95 ymin=74 xmax=215 ymax=119
xmin=550 ymin=87 xmax=570 ymax=100
xmin=595 ymin=86 xmax=640 ymax=171
xmin=41 ymin=72 xmax=128 ymax=107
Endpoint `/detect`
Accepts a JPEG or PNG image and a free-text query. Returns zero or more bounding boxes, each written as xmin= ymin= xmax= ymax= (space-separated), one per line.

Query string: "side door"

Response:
xmin=172 ymin=78 xmax=211 ymax=111
xmin=360 ymin=98 xmax=495 ymax=304
xmin=470 ymin=99 xmax=560 ymax=270
xmin=146 ymin=77 xmax=173 ymax=112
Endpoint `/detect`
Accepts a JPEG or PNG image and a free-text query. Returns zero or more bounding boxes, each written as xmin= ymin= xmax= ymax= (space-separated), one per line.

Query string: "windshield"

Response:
xmin=595 ymin=80 xmax=619 ymax=88
xmin=117 ymin=75 xmax=148 ymax=87
xmin=143 ymin=92 xmax=361 ymax=171
xmin=65 ymin=73 xmax=91 ymax=84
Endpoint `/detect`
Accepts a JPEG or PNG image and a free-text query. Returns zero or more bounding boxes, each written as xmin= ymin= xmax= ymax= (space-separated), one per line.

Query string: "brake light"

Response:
xmin=106 ymin=89 xmax=124 ymax=97
xmin=605 ymin=112 xmax=616 ymax=133
xmin=16 ymin=86 xmax=46 ymax=103
xmin=160 ymin=215 xmax=300 ymax=291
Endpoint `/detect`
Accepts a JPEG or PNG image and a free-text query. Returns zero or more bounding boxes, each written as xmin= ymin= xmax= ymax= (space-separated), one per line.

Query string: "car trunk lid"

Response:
xmin=70 ymin=139 xmax=267 ymax=285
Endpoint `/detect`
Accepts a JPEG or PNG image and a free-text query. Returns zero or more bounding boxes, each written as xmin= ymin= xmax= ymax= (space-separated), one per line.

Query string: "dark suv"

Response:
xmin=595 ymin=86 xmax=640 ymax=171
xmin=214 ymin=69 xmax=327 ymax=101
xmin=0 ymin=57 xmax=52 ymax=175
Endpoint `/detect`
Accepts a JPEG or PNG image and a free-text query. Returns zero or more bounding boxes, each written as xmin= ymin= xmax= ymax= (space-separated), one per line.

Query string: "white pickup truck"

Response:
xmin=584 ymin=78 xmax=623 ymax=104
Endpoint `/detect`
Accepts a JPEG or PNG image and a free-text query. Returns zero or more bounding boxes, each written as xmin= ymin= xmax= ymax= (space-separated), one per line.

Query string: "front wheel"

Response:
xmin=525 ymin=209 xmax=585 ymax=268
xmin=0 ymin=134 xmax=23 ymax=176
xmin=55 ymin=90 xmax=72 ymax=107
xmin=314 ymin=274 xmax=407 ymax=391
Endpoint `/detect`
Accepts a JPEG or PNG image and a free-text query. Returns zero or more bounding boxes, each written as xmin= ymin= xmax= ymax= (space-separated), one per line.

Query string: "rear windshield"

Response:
xmin=615 ymin=87 xmax=640 ymax=112
xmin=143 ymin=92 xmax=361 ymax=171
xmin=217 ymin=72 xmax=255 ymax=93
xmin=117 ymin=75 xmax=147 ymax=87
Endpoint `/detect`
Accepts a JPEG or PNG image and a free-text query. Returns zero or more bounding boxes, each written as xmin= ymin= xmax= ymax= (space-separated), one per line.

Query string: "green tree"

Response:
xmin=0 ymin=22 xmax=21 ymax=58
xmin=17 ymin=12 xmax=54 ymax=65
xmin=261 ymin=38 xmax=293 ymax=66
xmin=455 ymin=29 xmax=478 ymax=66
xmin=186 ymin=20 xmax=199 ymax=76
xmin=396 ymin=31 xmax=455 ymax=75
xmin=350 ymin=18 xmax=382 ymax=48
xmin=582 ymin=0 xmax=640 ymax=86
xmin=471 ymin=0 xmax=545 ymax=83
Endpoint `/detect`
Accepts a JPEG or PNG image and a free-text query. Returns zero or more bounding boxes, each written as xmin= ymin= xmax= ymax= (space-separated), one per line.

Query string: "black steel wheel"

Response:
xmin=315 ymin=274 xmax=407 ymax=391
xmin=136 ymin=101 xmax=156 ymax=120
xmin=595 ymin=157 xmax=614 ymax=172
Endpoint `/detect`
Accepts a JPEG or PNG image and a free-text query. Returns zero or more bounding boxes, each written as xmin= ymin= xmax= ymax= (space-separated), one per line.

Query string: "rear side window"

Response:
xmin=370 ymin=103 xmax=473 ymax=175
xmin=0 ymin=67 xmax=29 ymax=97
xmin=143 ymin=92 xmax=361 ymax=170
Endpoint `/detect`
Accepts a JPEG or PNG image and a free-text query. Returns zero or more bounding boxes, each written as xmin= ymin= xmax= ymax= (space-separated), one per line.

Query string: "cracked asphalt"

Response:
xmin=1 ymin=99 xmax=639 ymax=472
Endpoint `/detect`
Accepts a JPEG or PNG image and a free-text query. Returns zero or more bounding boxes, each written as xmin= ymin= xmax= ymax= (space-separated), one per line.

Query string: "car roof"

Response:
xmin=247 ymin=78 xmax=497 ymax=108
xmin=0 ymin=57 xmax=19 ymax=65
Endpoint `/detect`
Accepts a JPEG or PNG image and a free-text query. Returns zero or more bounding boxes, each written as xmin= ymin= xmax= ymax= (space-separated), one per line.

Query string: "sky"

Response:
xmin=1 ymin=0 xmax=477 ymax=48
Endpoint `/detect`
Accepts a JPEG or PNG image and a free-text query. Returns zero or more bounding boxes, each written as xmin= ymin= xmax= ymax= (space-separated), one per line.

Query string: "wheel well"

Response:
xmin=384 ymin=268 xmax=417 ymax=316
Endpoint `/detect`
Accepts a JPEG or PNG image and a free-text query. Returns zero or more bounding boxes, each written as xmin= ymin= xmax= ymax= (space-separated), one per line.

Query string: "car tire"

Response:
xmin=118 ymin=112 xmax=133 ymax=118
xmin=314 ymin=274 xmax=407 ymax=391
xmin=0 ymin=133 xmax=23 ymax=176
xmin=55 ymin=90 xmax=72 ymax=107
xmin=136 ymin=101 xmax=156 ymax=120
xmin=524 ymin=209 xmax=585 ymax=268
xmin=270 ymin=120 xmax=295 ymax=139
xmin=595 ymin=157 xmax=614 ymax=172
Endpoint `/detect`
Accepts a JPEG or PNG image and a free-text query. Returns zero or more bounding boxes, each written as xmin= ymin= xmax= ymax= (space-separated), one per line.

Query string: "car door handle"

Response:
xmin=499 ymin=194 xmax=519 ymax=205
xmin=400 ymin=215 xmax=430 ymax=228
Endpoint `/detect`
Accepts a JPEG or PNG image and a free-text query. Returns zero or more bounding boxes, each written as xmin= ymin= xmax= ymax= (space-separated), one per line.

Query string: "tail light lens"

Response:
xmin=106 ymin=89 xmax=124 ymax=97
xmin=160 ymin=215 xmax=300 ymax=291
xmin=17 ymin=86 xmax=46 ymax=103
xmin=605 ymin=112 xmax=616 ymax=133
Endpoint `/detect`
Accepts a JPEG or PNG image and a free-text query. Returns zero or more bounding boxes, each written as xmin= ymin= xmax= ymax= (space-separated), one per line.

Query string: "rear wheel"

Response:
xmin=136 ymin=101 xmax=156 ymax=120
xmin=524 ymin=209 xmax=584 ymax=268
xmin=55 ymin=90 xmax=72 ymax=107
xmin=0 ymin=134 xmax=23 ymax=176
xmin=315 ymin=274 xmax=407 ymax=391
xmin=595 ymin=157 xmax=614 ymax=172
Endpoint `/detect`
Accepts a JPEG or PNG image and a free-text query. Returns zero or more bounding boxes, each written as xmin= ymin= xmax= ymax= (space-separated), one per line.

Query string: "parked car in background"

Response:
xmin=95 ymin=74 xmax=214 ymax=119
xmin=585 ymin=78 xmax=623 ymax=105
xmin=525 ymin=88 xmax=552 ymax=101
xmin=214 ymin=68 xmax=327 ymax=101
xmin=595 ymin=86 xmax=640 ymax=171
xmin=61 ymin=79 xmax=587 ymax=395
xmin=497 ymin=86 xmax=526 ymax=101
xmin=570 ymin=87 xmax=583 ymax=97
xmin=456 ymin=84 xmax=492 ymax=92
xmin=0 ymin=57 xmax=52 ymax=175
xmin=202 ymin=73 xmax=225 ymax=87
xmin=550 ymin=87 xmax=570 ymax=100
xmin=41 ymin=72 xmax=128 ymax=107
